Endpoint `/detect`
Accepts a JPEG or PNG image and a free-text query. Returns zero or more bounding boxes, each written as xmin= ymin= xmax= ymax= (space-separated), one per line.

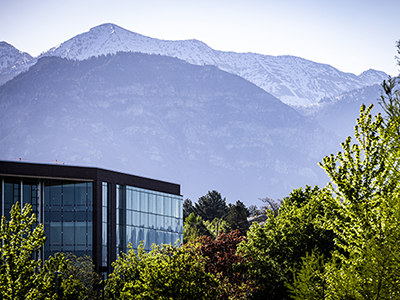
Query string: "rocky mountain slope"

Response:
xmin=0 ymin=42 xmax=33 ymax=85
xmin=0 ymin=52 xmax=339 ymax=203
xmin=0 ymin=23 xmax=388 ymax=106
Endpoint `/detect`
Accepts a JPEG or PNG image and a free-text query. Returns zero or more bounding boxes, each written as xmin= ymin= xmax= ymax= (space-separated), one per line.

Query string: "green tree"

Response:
xmin=289 ymin=104 xmax=400 ymax=299
xmin=61 ymin=253 xmax=102 ymax=299
xmin=204 ymin=217 xmax=231 ymax=238
xmin=183 ymin=212 xmax=211 ymax=243
xmin=183 ymin=198 xmax=195 ymax=221
xmin=0 ymin=202 xmax=102 ymax=300
xmin=0 ymin=202 xmax=46 ymax=299
xmin=225 ymin=200 xmax=249 ymax=235
xmin=194 ymin=190 xmax=228 ymax=222
xmin=238 ymin=186 xmax=336 ymax=300
xmin=105 ymin=242 xmax=219 ymax=299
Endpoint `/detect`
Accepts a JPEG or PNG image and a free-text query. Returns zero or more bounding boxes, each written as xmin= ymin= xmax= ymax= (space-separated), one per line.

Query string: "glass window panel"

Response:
xmin=50 ymin=222 xmax=61 ymax=245
xmin=132 ymin=211 xmax=140 ymax=227
xmin=88 ymin=223 xmax=92 ymax=245
xmin=164 ymin=197 xmax=171 ymax=216
xmin=157 ymin=230 xmax=164 ymax=245
xmin=127 ymin=210 xmax=132 ymax=225
xmin=165 ymin=216 xmax=172 ymax=232
xmin=126 ymin=226 xmax=131 ymax=245
xmin=116 ymin=226 xmax=120 ymax=248
xmin=157 ymin=215 xmax=164 ymax=230
xmin=126 ymin=189 xmax=132 ymax=210
xmin=63 ymin=211 xmax=74 ymax=221
xmin=50 ymin=212 xmax=61 ymax=221
xmin=140 ymin=192 xmax=148 ymax=213
xmin=156 ymin=195 xmax=164 ymax=215
xmin=50 ymin=185 xmax=62 ymax=206
xmin=102 ymin=207 xmax=107 ymax=221
xmin=148 ymin=194 xmax=155 ymax=213
xmin=102 ymin=245 xmax=107 ymax=265
xmin=149 ymin=230 xmax=156 ymax=249
xmin=130 ymin=226 xmax=137 ymax=248
xmin=75 ymin=245 xmax=87 ymax=251
xmin=87 ymin=183 xmax=93 ymax=207
xmin=164 ymin=232 xmax=171 ymax=245
xmin=64 ymin=245 xmax=74 ymax=252
xmin=173 ymin=218 xmax=179 ymax=233
xmin=74 ymin=183 xmax=87 ymax=206
xmin=148 ymin=214 xmax=156 ymax=229
xmin=102 ymin=223 xmax=107 ymax=246
xmin=140 ymin=213 xmax=148 ymax=228
xmin=63 ymin=222 xmax=74 ymax=245
xmin=75 ymin=222 xmax=87 ymax=245
xmin=133 ymin=191 xmax=140 ymax=211
xmin=178 ymin=198 xmax=183 ymax=219
xmin=143 ymin=228 xmax=149 ymax=251
xmin=178 ymin=218 xmax=183 ymax=233
xmin=75 ymin=211 xmax=86 ymax=221
xmin=23 ymin=184 xmax=31 ymax=206
xmin=102 ymin=183 xmax=107 ymax=206
xmin=63 ymin=184 xmax=74 ymax=206
xmin=136 ymin=229 xmax=143 ymax=248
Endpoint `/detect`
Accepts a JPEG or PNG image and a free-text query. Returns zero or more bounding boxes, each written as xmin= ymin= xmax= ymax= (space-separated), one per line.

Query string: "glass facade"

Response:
xmin=117 ymin=186 xmax=183 ymax=253
xmin=43 ymin=181 xmax=93 ymax=259
xmin=102 ymin=182 xmax=110 ymax=269
xmin=0 ymin=162 xmax=182 ymax=273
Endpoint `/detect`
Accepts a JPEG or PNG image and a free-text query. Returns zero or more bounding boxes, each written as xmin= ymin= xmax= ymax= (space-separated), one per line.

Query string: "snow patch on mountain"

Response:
xmin=0 ymin=23 xmax=390 ymax=106
xmin=0 ymin=42 xmax=32 ymax=72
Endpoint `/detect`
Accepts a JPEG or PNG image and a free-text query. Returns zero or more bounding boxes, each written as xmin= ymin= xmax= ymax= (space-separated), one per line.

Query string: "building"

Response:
xmin=0 ymin=160 xmax=183 ymax=273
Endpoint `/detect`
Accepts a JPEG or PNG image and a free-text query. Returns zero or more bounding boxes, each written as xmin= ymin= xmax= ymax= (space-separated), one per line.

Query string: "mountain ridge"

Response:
xmin=0 ymin=52 xmax=339 ymax=203
xmin=0 ymin=23 xmax=388 ymax=106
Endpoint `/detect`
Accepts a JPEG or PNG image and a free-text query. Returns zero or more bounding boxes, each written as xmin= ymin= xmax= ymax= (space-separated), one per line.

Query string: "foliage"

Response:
xmin=183 ymin=212 xmax=211 ymax=243
xmin=0 ymin=202 xmax=47 ymax=299
xmin=379 ymin=76 xmax=400 ymax=179
xmin=61 ymin=253 xmax=102 ymax=299
xmin=183 ymin=198 xmax=195 ymax=221
xmin=194 ymin=190 xmax=228 ymax=222
xmin=289 ymin=103 xmax=400 ymax=299
xmin=225 ymin=201 xmax=249 ymax=235
xmin=258 ymin=196 xmax=282 ymax=217
xmin=0 ymin=202 xmax=102 ymax=299
xmin=199 ymin=230 xmax=253 ymax=299
xmin=204 ymin=217 xmax=231 ymax=238
xmin=237 ymin=186 xmax=336 ymax=300
xmin=105 ymin=242 xmax=219 ymax=299
xmin=247 ymin=205 xmax=262 ymax=217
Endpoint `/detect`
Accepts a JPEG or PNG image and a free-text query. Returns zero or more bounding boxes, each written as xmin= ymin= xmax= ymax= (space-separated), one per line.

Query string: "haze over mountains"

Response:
xmin=0 ymin=23 xmax=388 ymax=106
xmin=0 ymin=23 xmax=389 ymax=204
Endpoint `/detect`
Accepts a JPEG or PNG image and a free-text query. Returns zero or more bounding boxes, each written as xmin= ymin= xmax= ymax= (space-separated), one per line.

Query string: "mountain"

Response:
xmin=0 ymin=42 xmax=33 ymax=86
xmin=0 ymin=23 xmax=389 ymax=106
xmin=298 ymin=84 xmax=384 ymax=139
xmin=0 ymin=52 xmax=339 ymax=204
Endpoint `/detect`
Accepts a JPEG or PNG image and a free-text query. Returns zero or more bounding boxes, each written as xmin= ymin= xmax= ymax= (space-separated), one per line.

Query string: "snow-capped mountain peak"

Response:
xmin=0 ymin=23 xmax=390 ymax=106
xmin=358 ymin=69 xmax=389 ymax=86
xmin=0 ymin=41 xmax=33 ymax=72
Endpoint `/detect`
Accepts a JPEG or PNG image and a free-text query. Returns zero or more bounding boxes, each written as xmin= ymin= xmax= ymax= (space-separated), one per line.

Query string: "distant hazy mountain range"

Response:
xmin=0 ymin=23 xmax=388 ymax=106
xmin=0 ymin=23 xmax=389 ymax=204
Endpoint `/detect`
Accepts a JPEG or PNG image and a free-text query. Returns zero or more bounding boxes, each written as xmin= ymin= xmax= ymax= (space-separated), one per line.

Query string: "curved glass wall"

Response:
xmin=117 ymin=185 xmax=183 ymax=253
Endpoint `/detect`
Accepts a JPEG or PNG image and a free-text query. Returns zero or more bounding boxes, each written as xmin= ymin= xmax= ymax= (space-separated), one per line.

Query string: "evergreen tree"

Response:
xmin=226 ymin=200 xmax=249 ymax=235
xmin=183 ymin=198 xmax=195 ymax=221
xmin=194 ymin=190 xmax=228 ymax=222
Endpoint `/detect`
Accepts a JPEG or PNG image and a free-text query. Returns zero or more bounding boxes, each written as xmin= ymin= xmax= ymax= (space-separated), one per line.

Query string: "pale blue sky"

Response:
xmin=1 ymin=0 xmax=399 ymax=75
